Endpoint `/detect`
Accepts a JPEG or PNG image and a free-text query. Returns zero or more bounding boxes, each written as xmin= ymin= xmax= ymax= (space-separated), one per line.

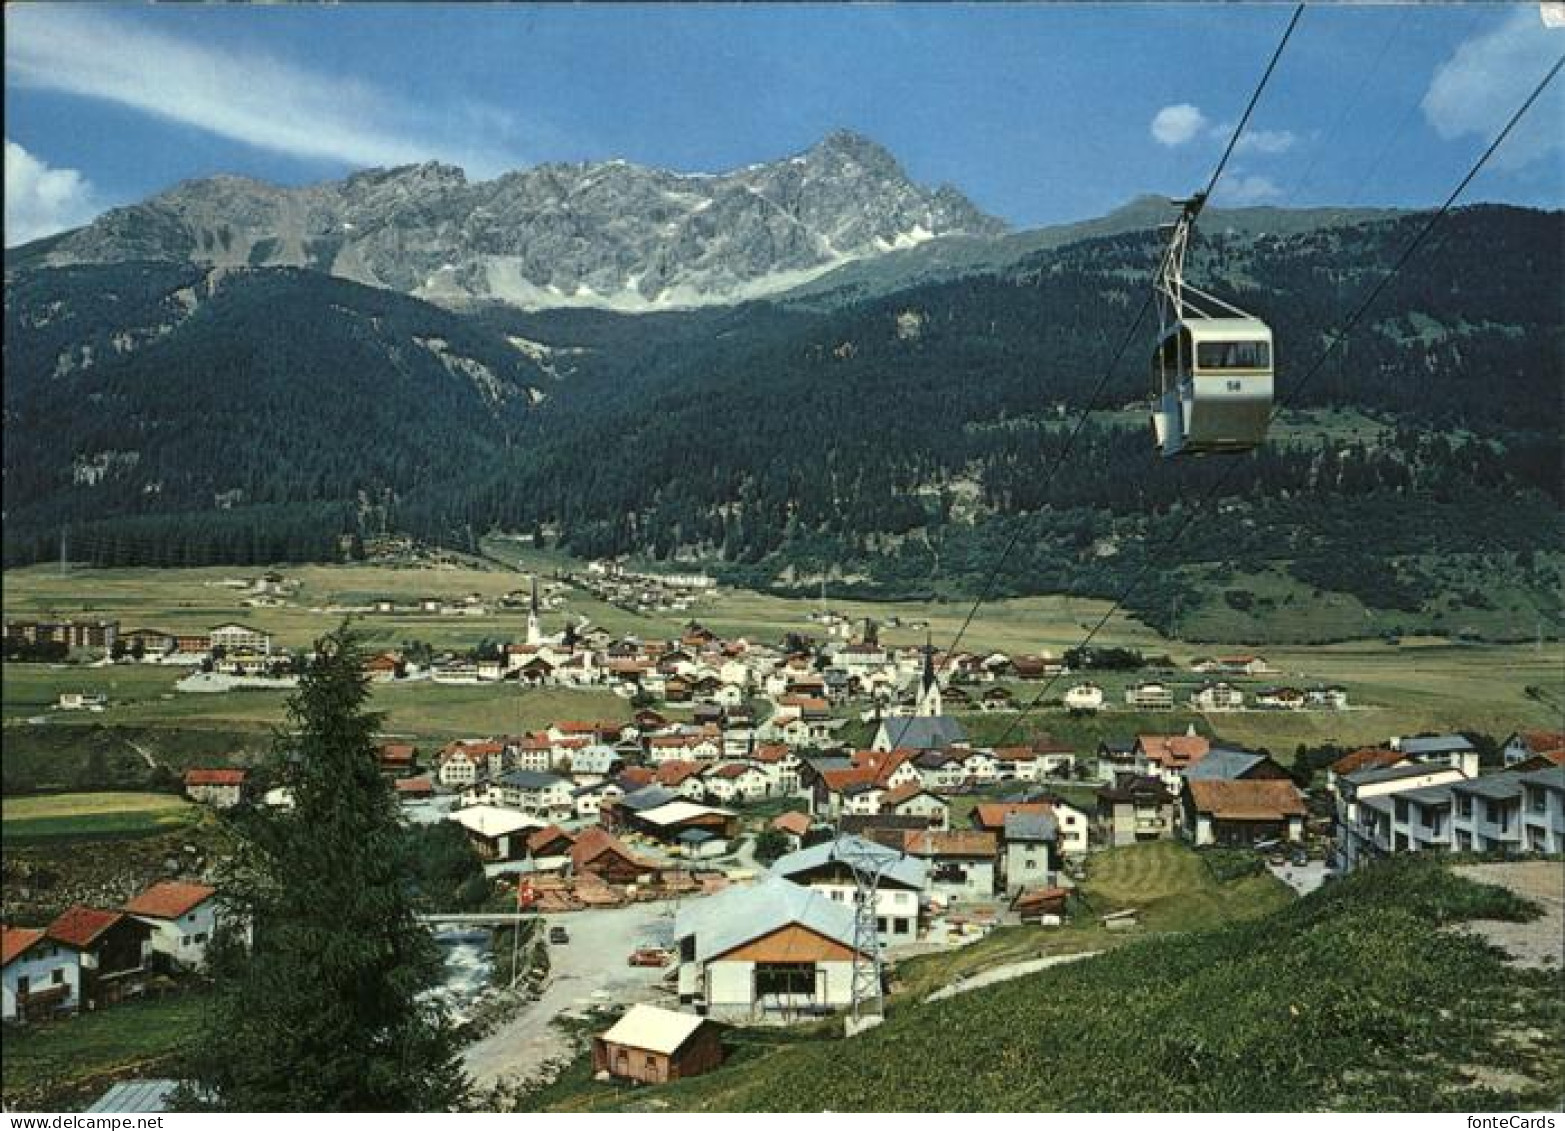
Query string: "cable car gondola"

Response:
xmin=1150 ymin=192 xmax=1274 ymax=457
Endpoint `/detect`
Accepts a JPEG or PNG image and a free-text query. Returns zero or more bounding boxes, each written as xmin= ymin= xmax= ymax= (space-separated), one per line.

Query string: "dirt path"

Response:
xmin=924 ymin=949 xmax=1101 ymax=1003
xmin=1452 ymin=861 xmax=1564 ymax=970
xmin=462 ymin=902 xmax=673 ymax=1091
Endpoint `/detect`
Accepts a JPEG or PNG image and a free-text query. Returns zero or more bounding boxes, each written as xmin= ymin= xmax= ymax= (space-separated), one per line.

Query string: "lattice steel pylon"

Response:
xmin=830 ymin=831 xmax=897 ymax=1022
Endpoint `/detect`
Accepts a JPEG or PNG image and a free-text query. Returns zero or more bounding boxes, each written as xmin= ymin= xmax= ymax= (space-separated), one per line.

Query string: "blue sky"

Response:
xmin=5 ymin=3 xmax=1563 ymax=246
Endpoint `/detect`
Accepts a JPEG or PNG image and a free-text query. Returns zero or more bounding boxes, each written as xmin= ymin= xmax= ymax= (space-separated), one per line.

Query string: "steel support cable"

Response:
xmin=936 ymin=4 xmax=1307 ymax=668
xmin=987 ymin=50 xmax=1565 ymax=751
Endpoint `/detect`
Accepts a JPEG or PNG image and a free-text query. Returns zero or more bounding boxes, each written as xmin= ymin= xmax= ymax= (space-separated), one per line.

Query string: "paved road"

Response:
xmin=461 ymin=901 xmax=676 ymax=1091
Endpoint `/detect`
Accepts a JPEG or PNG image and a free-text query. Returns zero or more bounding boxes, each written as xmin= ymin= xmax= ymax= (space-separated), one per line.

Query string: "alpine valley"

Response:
xmin=4 ymin=131 xmax=1562 ymax=643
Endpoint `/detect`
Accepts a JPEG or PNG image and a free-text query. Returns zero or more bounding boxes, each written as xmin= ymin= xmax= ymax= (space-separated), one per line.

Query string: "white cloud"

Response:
xmin=1233 ymin=127 xmax=1297 ymax=156
xmin=5 ymin=140 xmax=100 ymax=247
xmin=1212 ymin=173 xmax=1282 ymax=207
xmin=3 ymin=6 xmax=523 ymax=177
xmin=1422 ymin=7 xmax=1565 ymax=169
xmin=1151 ymin=103 xmax=1209 ymax=148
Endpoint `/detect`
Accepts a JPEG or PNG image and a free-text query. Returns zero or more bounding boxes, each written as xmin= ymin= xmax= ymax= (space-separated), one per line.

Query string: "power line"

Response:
xmin=988 ymin=49 xmax=1565 ymax=752
xmin=937 ymin=2 xmax=1306 ymax=666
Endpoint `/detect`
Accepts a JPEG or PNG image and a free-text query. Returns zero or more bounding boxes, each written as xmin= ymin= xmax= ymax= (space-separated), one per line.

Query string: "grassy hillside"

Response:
xmin=1 ymin=791 xmax=197 ymax=845
xmin=541 ymin=858 xmax=1562 ymax=1112
xmin=894 ymin=842 xmax=1292 ymax=1000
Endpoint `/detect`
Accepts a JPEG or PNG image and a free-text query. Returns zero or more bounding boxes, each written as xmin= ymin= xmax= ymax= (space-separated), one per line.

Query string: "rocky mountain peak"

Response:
xmin=20 ymin=133 xmax=1006 ymax=311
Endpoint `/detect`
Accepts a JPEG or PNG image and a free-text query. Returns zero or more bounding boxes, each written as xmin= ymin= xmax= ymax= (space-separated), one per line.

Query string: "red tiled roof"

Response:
xmin=394 ymin=776 xmax=433 ymax=794
xmin=883 ymin=782 xmax=940 ymax=807
xmin=1516 ymin=731 xmax=1565 ymax=756
xmin=1135 ymin=734 xmax=1211 ymax=768
xmin=185 ymin=768 xmax=247 ymax=786
xmin=749 ymin=743 xmax=792 ymax=764
xmin=379 ymin=743 xmax=417 ymax=761
xmin=1187 ymin=779 xmax=1307 ymax=820
xmin=1 ymin=926 xmax=46 ymax=967
xmin=772 ymin=812 xmax=812 ymax=837
xmin=973 ymin=802 xmax=1053 ymax=831
xmin=904 ymin=830 xmax=997 ymax=858
xmin=125 ymin=881 xmax=216 ymax=920
xmin=571 ymin=827 xmax=651 ymax=872
xmin=706 ymin=763 xmax=755 ymax=780
xmin=1329 ymin=747 xmax=1405 ymax=777
xmin=619 ymin=766 xmax=656 ymax=787
xmin=527 ymin=824 xmax=576 ymax=855
xmin=47 ymin=905 xmax=126 ymax=949
xmin=655 ymin=761 xmax=704 ymax=786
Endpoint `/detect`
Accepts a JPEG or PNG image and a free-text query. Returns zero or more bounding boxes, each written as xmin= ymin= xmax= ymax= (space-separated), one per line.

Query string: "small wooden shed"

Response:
xmin=592 ymin=1004 xmax=724 ymax=1084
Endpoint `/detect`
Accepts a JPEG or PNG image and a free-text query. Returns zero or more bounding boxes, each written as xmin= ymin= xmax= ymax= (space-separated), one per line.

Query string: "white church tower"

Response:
xmin=916 ymin=635 xmax=943 ymax=718
xmin=525 ymin=576 xmax=543 ymax=646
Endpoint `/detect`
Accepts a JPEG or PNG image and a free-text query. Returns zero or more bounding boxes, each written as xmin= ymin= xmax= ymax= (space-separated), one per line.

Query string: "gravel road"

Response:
xmin=462 ymin=901 xmax=676 ymax=1091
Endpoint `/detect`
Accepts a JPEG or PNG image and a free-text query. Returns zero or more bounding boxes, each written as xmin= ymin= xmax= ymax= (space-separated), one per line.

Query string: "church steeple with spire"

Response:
xmin=525 ymin=575 xmax=543 ymax=645
xmin=916 ymin=631 xmax=943 ymax=718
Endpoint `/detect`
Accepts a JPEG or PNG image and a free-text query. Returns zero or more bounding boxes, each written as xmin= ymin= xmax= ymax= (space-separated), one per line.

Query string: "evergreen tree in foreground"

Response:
xmin=189 ymin=625 xmax=469 ymax=1111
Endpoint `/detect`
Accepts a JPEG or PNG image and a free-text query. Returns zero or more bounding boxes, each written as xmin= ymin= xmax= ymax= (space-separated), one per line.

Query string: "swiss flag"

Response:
xmin=517 ymin=879 xmax=538 ymax=908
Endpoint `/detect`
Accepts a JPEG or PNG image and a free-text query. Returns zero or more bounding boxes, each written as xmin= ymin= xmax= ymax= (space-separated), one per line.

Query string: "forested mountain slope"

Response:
xmin=4 ymin=204 xmax=1560 ymax=639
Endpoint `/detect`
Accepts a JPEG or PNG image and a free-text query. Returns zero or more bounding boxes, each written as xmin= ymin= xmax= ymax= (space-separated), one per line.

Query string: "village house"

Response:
xmin=124 ymin=882 xmax=221 ymax=971
xmin=1306 ymin=686 xmax=1350 ymax=710
xmin=1254 ymin=686 xmax=1307 ymax=711
xmin=435 ymin=744 xmax=487 ymax=788
xmin=1190 ymin=682 xmax=1245 ymax=712
xmin=572 ymin=779 xmax=623 ymax=821
xmin=912 ymin=751 xmax=967 ymax=792
xmin=571 ymin=827 xmax=654 ymax=884
xmin=377 ymin=742 xmax=419 ymax=777
xmin=1449 ymin=774 xmax=1527 ymax=854
xmin=1182 ymin=779 xmax=1307 ymax=847
xmin=674 ymin=875 xmax=870 ymax=1023
xmin=1519 ymin=767 xmax=1565 ymax=854
xmin=2 ymin=927 xmax=80 ymax=1024
xmin=526 ymin=825 xmax=577 ymax=870
xmin=655 ymin=761 xmax=710 ymax=800
xmin=701 ymin=763 xmax=771 ymax=805
xmin=1182 ymin=748 xmax=1293 ymax=789
xmin=593 ymin=1004 xmax=725 ymax=1085
xmin=746 ymin=742 xmax=802 ymax=795
xmin=1502 ymin=729 xmax=1565 ymax=769
xmin=903 ymin=830 xmax=998 ymax=903
xmin=46 ymin=906 xmax=154 ymax=1009
xmin=1333 ymin=763 xmax=1469 ymax=870
xmin=973 ymin=799 xmax=1089 ymax=857
xmin=496 ymin=770 xmax=575 ymax=820
xmin=1063 ymin=682 xmax=1105 ymax=712
xmin=880 ymin=782 xmax=951 ymax=829
xmin=1391 ymin=734 xmax=1480 ymax=779
xmin=769 ymin=835 xmax=927 ymax=942
xmin=208 ymin=622 xmax=272 ymax=656
xmin=1123 ymin=681 xmax=1175 ymax=710
xmin=450 ymin=805 xmax=545 ymax=861
xmin=1096 ymin=775 xmax=1178 ymax=846
xmin=1135 ymin=730 xmax=1213 ymax=792
xmin=770 ymin=811 xmax=814 ymax=853
xmin=1002 ymin=812 xmax=1059 ymax=894
xmin=183 ymin=768 xmax=248 ymax=809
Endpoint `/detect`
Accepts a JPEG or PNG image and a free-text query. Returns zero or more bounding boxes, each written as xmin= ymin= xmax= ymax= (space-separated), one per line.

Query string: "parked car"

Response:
xmin=628 ymin=947 xmax=670 ymax=967
xmin=549 ymin=925 xmax=569 ymax=945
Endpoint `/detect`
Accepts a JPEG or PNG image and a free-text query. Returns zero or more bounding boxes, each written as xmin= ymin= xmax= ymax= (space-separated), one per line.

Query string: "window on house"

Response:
xmin=1530 ymin=790 xmax=1546 ymax=814
xmin=754 ymin=963 xmax=816 ymax=998
xmin=16 ymin=976 xmax=29 ymax=995
xmin=1456 ymin=796 xmax=1472 ymax=818
xmin=52 ymin=969 xmax=64 ymax=985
